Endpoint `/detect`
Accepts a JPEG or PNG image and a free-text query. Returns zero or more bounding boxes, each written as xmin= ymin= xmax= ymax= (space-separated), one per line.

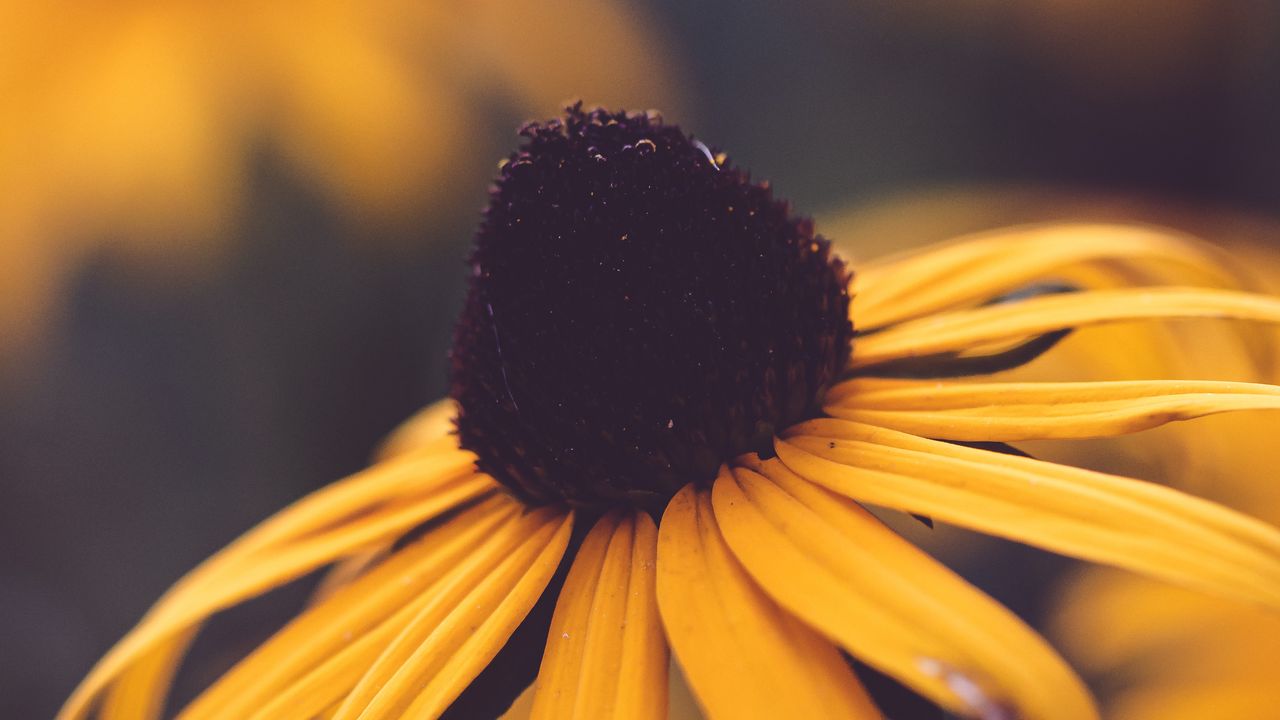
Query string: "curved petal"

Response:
xmin=98 ymin=630 xmax=196 ymax=720
xmin=656 ymin=481 xmax=881 ymax=720
xmin=309 ymin=544 xmax=395 ymax=606
xmin=778 ymin=419 xmax=1280 ymax=610
xmin=309 ymin=400 xmax=461 ymax=605
xmin=332 ymin=508 xmax=573 ymax=720
xmin=713 ymin=459 xmax=1097 ymax=720
xmin=58 ymin=446 xmax=490 ymax=720
xmin=235 ymin=501 xmax=542 ymax=720
xmin=828 ymin=377 xmax=1280 ymax=408
xmin=375 ymin=399 xmax=458 ymax=461
xmin=235 ymin=441 xmax=476 ymax=555
xmin=530 ymin=511 xmax=666 ymax=720
xmin=243 ymin=627 xmax=403 ymax=720
xmin=851 ymin=287 xmax=1280 ymax=369
xmin=854 ymin=224 xmax=1240 ymax=330
xmin=180 ymin=495 xmax=519 ymax=719
xmin=825 ymin=378 xmax=1280 ymax=441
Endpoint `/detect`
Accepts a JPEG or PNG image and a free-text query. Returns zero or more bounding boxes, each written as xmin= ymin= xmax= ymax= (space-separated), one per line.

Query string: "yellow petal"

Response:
xmin=148 ymin=473 xmax=494 ymax=632
xmin=192 ymin=441 xmax=474 ymax=566
xmin=656 ymin=481 xmax=881 ymax=720
xmin=235 ymin=501 xmax=545 ymax=720
xmin=98 ymin=629 xmax=196 ymax=720
xmin=243 ymin=579 xmax=461 ymax=720
xmin=333 ymin=508 xmax=573 ymax=720
xmin=180 ymin=495 xmax=519 ymax=719
xmin=713 ymin=459 xmax=1096 ymax=720
xmin=826 ymin=378 xmax=1280 ymax=441
xmin=309 ymin=543 xmax=394 ymax=606
xmin=244 ymin=585 xmax=449 ymax=720
xmin=851 ymin=287 xmax=1280 ymax=369
xmin=829 ymin=377 xmax=1280 ymax=408
xmin=530 ymin=511 xmax=667 ymax=720
xmin=778 ymin=419 xmax=1280 ymax=610
xmin=854 ymin=223 xmax=1239 ymax=329
xmin=58 ymin=448 xmax=489 ymax=720
xmin=315 ymin=402 xmax=463 ymax=603
xmin=375 ymin=399 xmax=458 ymax=461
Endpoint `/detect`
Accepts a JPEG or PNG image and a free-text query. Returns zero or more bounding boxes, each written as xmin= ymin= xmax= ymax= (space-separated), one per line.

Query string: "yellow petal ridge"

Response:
xmin=530 ymin=510 xmax=667 ymax=720
xmin=59 ymin=445 xmax=489 ymax=720
xmin=826 ymin=378 xmax=1280 ymax=441
xmin=851 ymin=287 xmax=1280 ymax=369
xmin=180 ymin=495 xmax=519 ymax=719
xmin=656 ymin=481 xmax=881 ymax=720
xmin=855 ymin=223 xmax=1241 ymax=329
xmin=332 ymin=508 xmax=572 ymax=720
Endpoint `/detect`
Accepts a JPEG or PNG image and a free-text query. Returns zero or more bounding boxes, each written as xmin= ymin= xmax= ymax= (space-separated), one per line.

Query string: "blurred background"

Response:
xmin=3 ymin=2 xmax=1280 ymax=717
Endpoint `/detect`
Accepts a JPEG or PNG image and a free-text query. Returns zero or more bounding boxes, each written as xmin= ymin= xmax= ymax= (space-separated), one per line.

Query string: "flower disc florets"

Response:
xmin=450 ymin=105 xmax=853 ymax=511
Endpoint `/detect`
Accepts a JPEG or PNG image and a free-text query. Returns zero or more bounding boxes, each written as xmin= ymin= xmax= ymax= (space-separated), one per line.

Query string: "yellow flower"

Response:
xmin=61 ymin=109 xmax=1280 ymax=720
xmin=0 ymin=0 xmax=681 ymax=355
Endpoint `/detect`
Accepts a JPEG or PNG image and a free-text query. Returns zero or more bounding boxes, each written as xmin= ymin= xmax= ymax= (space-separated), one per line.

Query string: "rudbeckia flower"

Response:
xmin=61 ymin=106 xmax=1280 ymax=720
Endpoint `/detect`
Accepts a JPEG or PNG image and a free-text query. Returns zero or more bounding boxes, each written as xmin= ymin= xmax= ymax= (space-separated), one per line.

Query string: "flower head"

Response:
xmin=62 ymin=108 xmax=1280 ymax=720
xmin=453 ymin=105 xmax=852 ymax=510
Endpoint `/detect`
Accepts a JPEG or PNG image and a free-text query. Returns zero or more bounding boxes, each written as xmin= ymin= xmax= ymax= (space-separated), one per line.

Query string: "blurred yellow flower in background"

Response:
xmin=0 ymin=0 xmax=682 ymax=359
xmin=1052 ymin=568 xmax=1280 ymax=719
